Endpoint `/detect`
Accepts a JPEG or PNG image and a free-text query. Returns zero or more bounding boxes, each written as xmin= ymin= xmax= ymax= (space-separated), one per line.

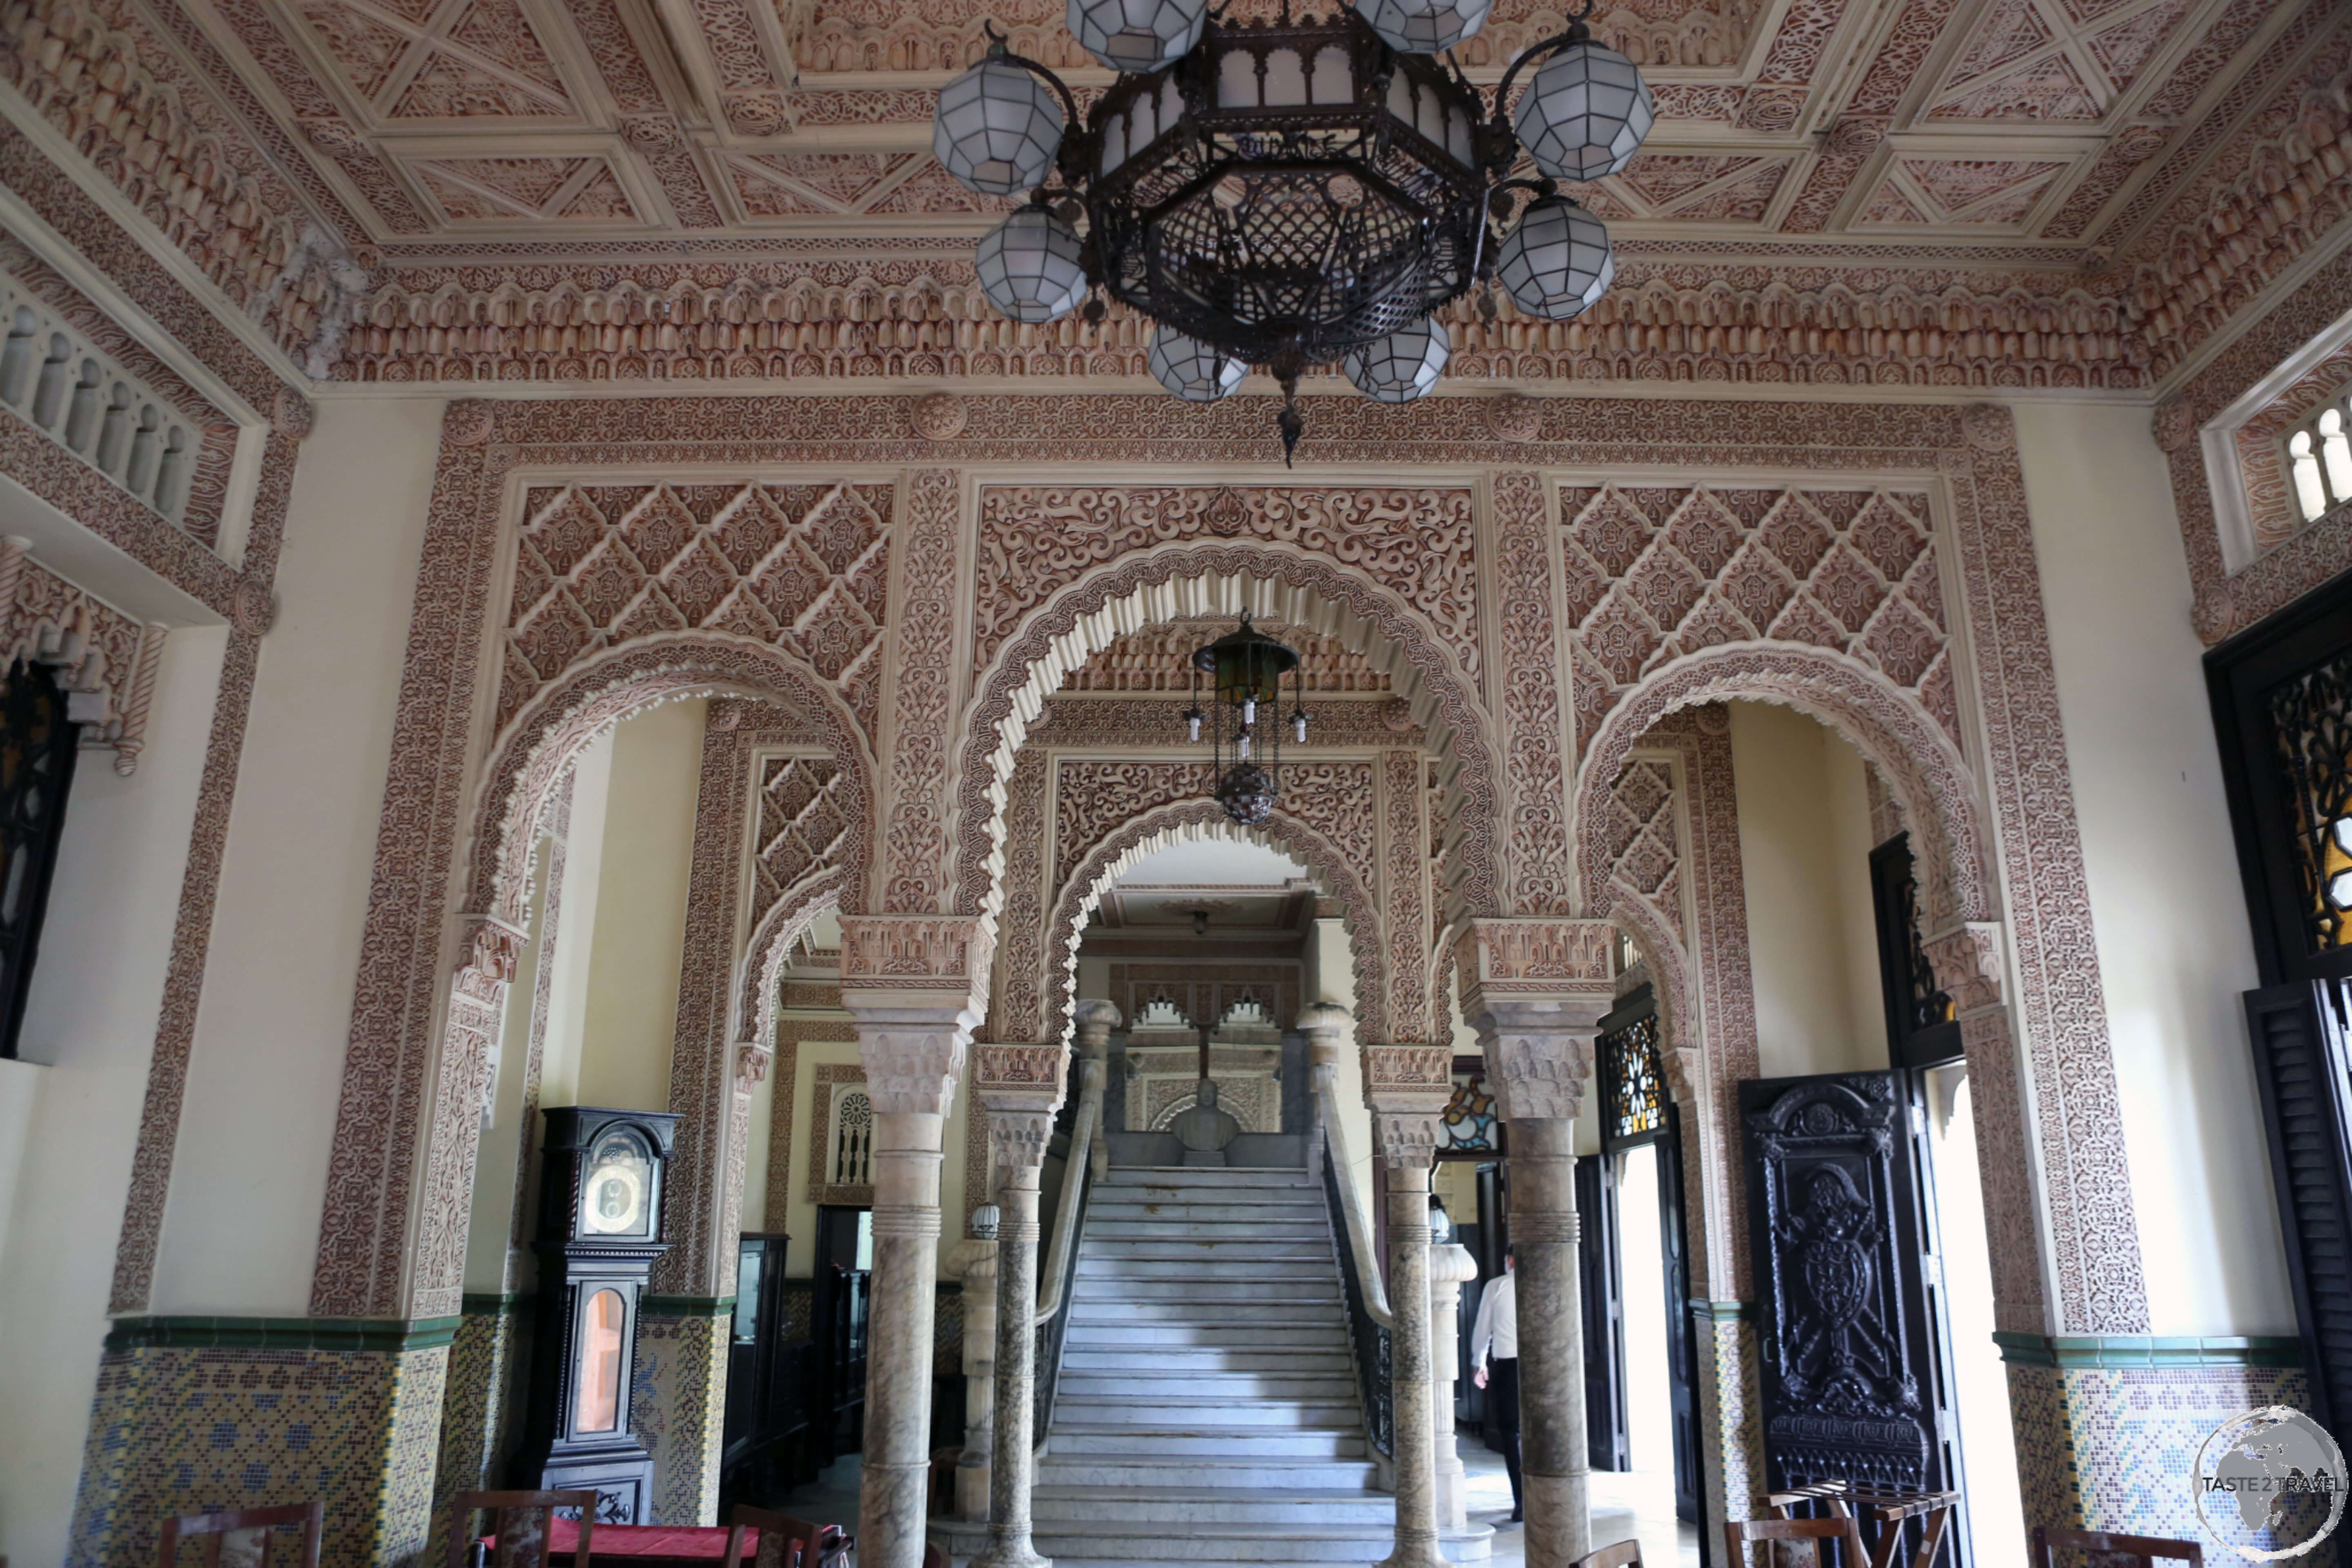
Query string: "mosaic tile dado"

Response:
xmin=432 ymin=1298 xmax=525 ymax=1547
xmin=68 ymin=1335 xmax=446 ymax=1568
xmin=637 ymin=1301 xmax=734 ymax=1526
xmin=2001 ymin=1352 xmax=2320 ymax=1549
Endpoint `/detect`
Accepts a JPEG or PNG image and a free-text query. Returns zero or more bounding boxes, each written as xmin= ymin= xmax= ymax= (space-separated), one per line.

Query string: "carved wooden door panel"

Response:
xmin=1739 ymin=1071 xmax=1949 ymax=1498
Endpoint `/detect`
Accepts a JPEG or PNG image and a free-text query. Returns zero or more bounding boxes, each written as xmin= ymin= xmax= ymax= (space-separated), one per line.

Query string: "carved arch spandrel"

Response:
xmin=316 ymin=633 xmax=879 ymax=1320
xmin=946 ymin=541 xmax=1506 ymax=938
xmin=1037 ymin=798 xmax=1394 ymax=1047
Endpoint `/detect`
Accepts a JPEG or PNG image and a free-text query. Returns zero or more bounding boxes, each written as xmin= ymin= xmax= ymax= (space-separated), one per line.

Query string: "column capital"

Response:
xmin=1452 ymin=918 xmax=1615 ymax=1023
xmin=1364 ymin=1044 xmax=1452 ymax=1169
xmin=840 ymin=914 xmax=994 ymax=1016
xmin=973 ymin=1043 xmax=1069 ymax=1169
xmin=1924 ymin=920 xmax=2007 ymax=1013
xmin=1297 ymin=1001 xmax=1353 ymax=1068
xmin=1431 ymin=1241 xmax=1479 ymax=1287
xmin=1071 ymin=998 xmax=1121 ymax=1059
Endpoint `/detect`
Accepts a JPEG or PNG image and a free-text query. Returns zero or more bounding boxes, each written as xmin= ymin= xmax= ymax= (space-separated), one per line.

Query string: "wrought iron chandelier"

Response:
xmin=1183 ymin=612 xmax=1307 ymax=825
xmin=932 ymin=0 xmax=1653 ymax=459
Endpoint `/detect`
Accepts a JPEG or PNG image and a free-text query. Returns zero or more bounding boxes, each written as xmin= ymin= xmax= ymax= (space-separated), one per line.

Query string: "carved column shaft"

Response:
xmin=1431 ymin=1240 xmax=1479 ymax=1532
xmin=973 ymin=1042 xmax=1070 ymax=1568
xmin=1456 ymin=920 xmax=1613 ymax=1568
xmin=953 ymin=1218 xmax=1000 ymax=1522
xmin=841 ymin=916 xmax=991 ymax=1568
xmin=1368 ymin=1045 xmax=1452 ymax=1568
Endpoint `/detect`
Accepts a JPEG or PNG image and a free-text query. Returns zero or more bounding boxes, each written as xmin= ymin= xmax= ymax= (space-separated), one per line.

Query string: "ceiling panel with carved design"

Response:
xmin=177 ymin=0 xmax=2318 ymax=259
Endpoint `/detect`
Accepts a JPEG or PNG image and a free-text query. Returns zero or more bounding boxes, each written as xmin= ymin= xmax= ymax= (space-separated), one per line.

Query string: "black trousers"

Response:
xmin=1486 ymin=1356 xmax=1523 ymax=1517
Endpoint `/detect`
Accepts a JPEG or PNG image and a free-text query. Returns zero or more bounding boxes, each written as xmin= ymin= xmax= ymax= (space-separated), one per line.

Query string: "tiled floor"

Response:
xmin=1461 ymin=1432 xmax=1703 ymax=1568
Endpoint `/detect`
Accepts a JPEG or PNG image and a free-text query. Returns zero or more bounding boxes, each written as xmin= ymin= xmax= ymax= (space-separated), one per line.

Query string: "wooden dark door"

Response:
xmin=1740 ymin=1071 xmax=1951 ymax=1498
xmin=1575 ymin=1151 xmax=1630 ymax=1472
xmin=1656 ymin=1102 xmax=1704 ymax=1525
xmin=811 ymin=1205 xmax=871 ymax=1458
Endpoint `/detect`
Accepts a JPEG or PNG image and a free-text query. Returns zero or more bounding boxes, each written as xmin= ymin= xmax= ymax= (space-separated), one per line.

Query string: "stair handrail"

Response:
xmin=1316 ymin=1066 xmax=1396 ymax=1463
xmin=1030 ymin=1041 xmax=1106 ymax=1454
xmin=1315 ymin=1068 xmax=1393 ymax=1329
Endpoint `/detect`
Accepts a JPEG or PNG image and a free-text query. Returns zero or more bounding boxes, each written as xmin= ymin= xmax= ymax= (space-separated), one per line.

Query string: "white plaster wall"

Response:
xmin=575 ymin=699 xmax=706 ymax=1114
xmin=149 ymin=395 xmax=442 ymax=1314
xmin=1730 ymin=702 xmax=1886 ymax=1078
xmin=538 ymin=731 xmax=615 ymax=1115
xmin=0 ymin=624 xmax=228 ymax=1566
xmin=2014 ymin=401 xmax=2294 ymax=1335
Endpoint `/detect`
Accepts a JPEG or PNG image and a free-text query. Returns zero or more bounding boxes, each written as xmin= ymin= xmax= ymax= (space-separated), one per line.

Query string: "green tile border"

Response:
xmin=1690 ymin=1299 xmax=1754 ymax=1321
xmin=104 ymin=1314 xmax=463 ymax=1353
xmin=1992 ymin=1332 xmax=2305 ymax=1369
xmin=460 ymin=1292 xmax=527 ymax=1316
xmin=642 ymin=1294 xmax=735 ymax=1316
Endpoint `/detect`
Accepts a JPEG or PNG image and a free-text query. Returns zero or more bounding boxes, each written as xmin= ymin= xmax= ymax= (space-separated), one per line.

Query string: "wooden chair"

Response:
xmin=441 ymin=1491 xmax=598 ymax=1568
xmin=1571 ymin=1541 xmax=1644 ymax=1568
xmin=2032 ymin=1527 xmax=2206 ymax=1568
xmin=721 ymin=1505 xmax=822 ymax=1568
xmin=156 ymin=1503 xmax=323 ymax=1568
xmin=922 ymin=1546 xmax=947 ymax=1568
xmin=1727 ymin=1514 xmax=1875 ymax=1568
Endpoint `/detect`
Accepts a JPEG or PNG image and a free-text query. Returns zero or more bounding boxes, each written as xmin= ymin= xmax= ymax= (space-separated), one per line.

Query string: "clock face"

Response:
xmin=582 ymin=1129 xmax=653 ymax=1236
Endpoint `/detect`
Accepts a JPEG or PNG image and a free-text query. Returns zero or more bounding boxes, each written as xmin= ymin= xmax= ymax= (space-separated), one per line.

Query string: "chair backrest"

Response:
xmin=722 ymin=1505 xmax=822 ymax=1568
xmin=2033 ymin=1527 xmax=2206 ymax=1568
xmin=1572 ymin=1541 xmax=1645 ymax=1568
xmin=156 ymin=1503 xmax=323 ymax=1568
xmin=442 ymin=1491 xmax=599 ymax=1568
xmin=1727 ymin=1513 xmax=1874 ymax=1568
xmin=922 ymin=1545 xmax=947 ymax=1568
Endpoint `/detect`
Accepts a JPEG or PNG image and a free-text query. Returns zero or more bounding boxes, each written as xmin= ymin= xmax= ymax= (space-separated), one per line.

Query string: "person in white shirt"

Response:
xmin=1469 ymin=1246 xmax=1521 ymax=1523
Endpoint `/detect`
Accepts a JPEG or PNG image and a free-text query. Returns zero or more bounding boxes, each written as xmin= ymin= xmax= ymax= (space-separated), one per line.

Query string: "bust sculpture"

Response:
xmin=1172 ymin=1079 xmax=1241 ymax=1167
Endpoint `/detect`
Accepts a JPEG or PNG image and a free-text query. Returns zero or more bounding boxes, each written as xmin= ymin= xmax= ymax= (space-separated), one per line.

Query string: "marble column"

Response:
xmin=840 ymin=916 xmax=992 ymax=1568
xmin=1368 ymin=1045 xmax=1454 ymax=1568
xmin=951 ymin=1207 xmax=1000 ymax=1522
xmin=1455 ymin=920 xmax=1615 ymax=1568
xmin=973 ymin=1041 xmax=1071 ymax=1568
xmin=1431 ymin=1237 xmax=1479 ymax=1531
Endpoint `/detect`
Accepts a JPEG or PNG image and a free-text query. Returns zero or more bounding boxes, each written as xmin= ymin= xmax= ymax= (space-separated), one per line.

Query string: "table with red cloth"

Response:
xmin=536 ymin=1517 xmax=755 ymax=1568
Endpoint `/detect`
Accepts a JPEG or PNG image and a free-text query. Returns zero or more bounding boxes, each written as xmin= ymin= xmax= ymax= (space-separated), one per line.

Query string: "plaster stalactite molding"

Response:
xmin=948 ymin=534 xmax=1507 ymax=941
xmin=0 ymin=535 xmax=168 ymax=773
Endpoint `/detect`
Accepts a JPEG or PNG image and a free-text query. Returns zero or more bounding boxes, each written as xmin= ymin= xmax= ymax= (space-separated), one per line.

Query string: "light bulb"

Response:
xmin=1243 ymin=697 xmax=1257 ymax=724
xmin=1238 ymin=731 xmax=1252 ymax=760
xmin=1294 ymin=712 xmax=1308 ymax=742
xmin=1187 ymin=713 xmax=1203 ymax=741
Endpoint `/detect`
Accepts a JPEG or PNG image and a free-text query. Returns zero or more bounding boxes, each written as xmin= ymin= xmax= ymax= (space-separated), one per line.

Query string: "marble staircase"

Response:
xmin=1027 ymin=1164 xmax=1490 ymax=1567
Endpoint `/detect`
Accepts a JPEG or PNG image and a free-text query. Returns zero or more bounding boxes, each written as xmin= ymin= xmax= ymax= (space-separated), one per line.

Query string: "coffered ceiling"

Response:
xmin=176 ymin=0 xmax=2323 ymax=261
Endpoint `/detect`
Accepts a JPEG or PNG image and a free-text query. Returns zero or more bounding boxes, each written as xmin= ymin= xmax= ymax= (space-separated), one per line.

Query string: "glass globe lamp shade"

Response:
xmin=1496 ymin=198 xmax=1614 ymax=320
xmin=932 ymin=60 xmax=1066 ymax=197
xmin=1214 ymin=762 xmax=1278 ymax=827
xmin=1512 ymin=39 xmax=1655 ymax=183
xmin=977 ymin=209 xmax=1090 ymax=324
xmin=1069 ymin=0 xmax=1209 ymax=72
xmin=1149 ymin=328 xmax=1247 ymax=403
xmin=1343 ymin=317 xmax=1451 ymax=403
xmin=1352 ymin=0 xmax=1493 ymax=56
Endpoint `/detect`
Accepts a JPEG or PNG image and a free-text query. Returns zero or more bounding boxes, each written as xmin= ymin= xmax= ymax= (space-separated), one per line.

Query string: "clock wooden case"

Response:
xmin=513 ymin=1106 xmax=680 ymax=1519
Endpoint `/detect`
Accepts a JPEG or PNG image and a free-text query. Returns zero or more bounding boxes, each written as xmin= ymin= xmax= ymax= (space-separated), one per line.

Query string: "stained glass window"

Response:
xmin=1600 ymin=1002 xmax=1665 ymax=1149
xmin=1439 ymin=1062 xmax=1496 ymax=1152
xmin=0 ymin=659 xmax=78 ymax=1059
xmin=2269 ymin=648 xmax=2352 ymax=953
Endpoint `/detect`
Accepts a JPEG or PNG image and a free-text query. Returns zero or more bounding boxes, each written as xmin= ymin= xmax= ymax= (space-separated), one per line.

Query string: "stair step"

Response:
xmin=1054 ymin=1396 xmax=1360 ymax=1428
xmin=1102 ymin=1168 xmax=1320 ymax=1188
xmin=1031 ymin=1486 xmax=1395 ymax=1526
xmin=1089 ymin=1200 xmax=1327 ymax=1221
xmin=1035 ymin=1457 xmax=1381 ymax=1490
xmin=1029 ymin=1521 xmax=1469 ymax=1562
xmin=1048 ymin=1425 xmax=1368 ymax=1458
xmin=1086 ymin=1237 xmax=1333 ymax=1256
xmin=1060 ymin=1348 xmax=1354 ymax=1372
xmin=1064 ymin=1323 xmax=1349 ymax=1348
xmin=1084 ymin=1222 xmax=1332 ymax=1241
xmin=1078 ymin=1258 xmax=1333 ymax=1281
xmin=1060 ymin=1372 xmax=1360 ymax=1401
xmin=1072 ymin=1277 xmax=1339 ymax=1300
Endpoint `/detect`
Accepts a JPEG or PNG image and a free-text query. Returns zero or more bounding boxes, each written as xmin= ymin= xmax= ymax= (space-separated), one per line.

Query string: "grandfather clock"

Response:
xmin=514 ymin=1106 xmax=679 ymax=1520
